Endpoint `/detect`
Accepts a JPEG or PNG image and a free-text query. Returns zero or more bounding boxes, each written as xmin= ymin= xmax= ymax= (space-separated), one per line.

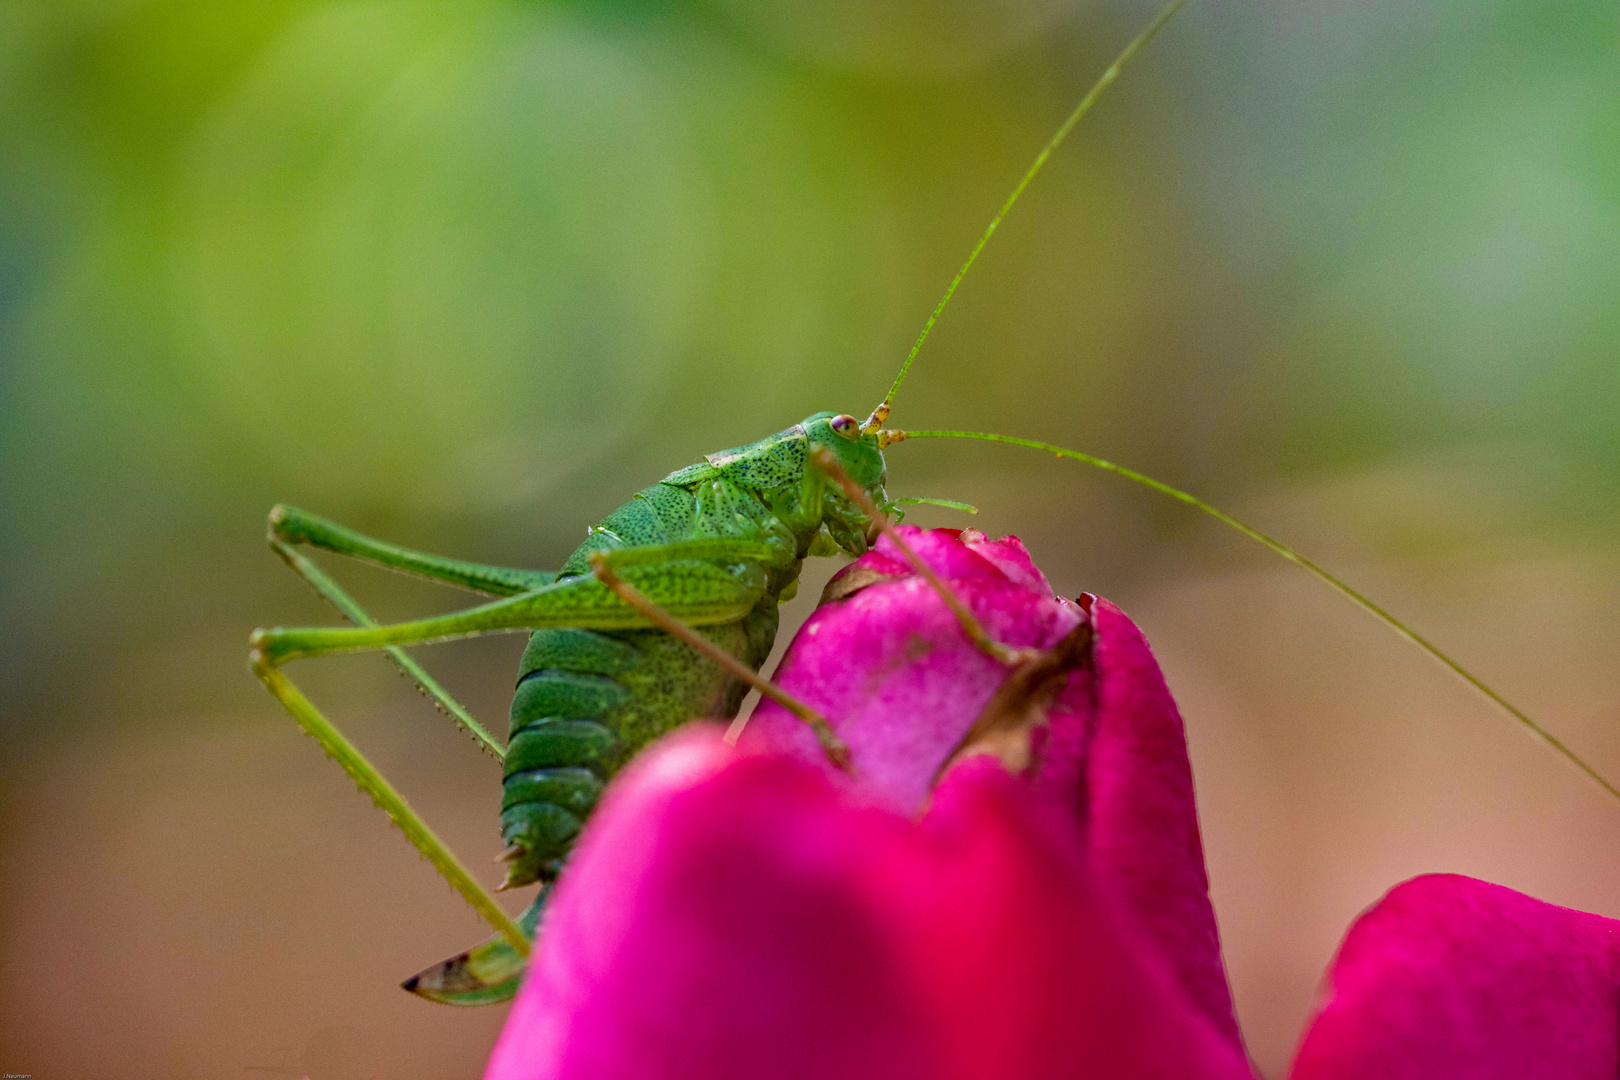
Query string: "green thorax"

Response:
xmin=556 ymin=411 xmax=887 ymax=581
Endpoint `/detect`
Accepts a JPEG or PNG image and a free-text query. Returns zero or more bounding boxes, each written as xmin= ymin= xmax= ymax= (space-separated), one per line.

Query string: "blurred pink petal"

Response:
xmin=1291 ymin=873 xmax=1620 ymax=1079
xmin=484 ymin=730 xmax=1253 ymax=1080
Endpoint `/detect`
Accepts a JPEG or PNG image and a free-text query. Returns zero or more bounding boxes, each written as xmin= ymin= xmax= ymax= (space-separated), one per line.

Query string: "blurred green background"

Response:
xmin=2 ymin=1 xmax=1617 ymax=1076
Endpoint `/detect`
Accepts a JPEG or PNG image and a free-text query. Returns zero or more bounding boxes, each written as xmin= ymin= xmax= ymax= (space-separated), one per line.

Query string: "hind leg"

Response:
xmin=251 ymin=538 xmax=772 ymax=943
xmin=252 ymin=659 xmax=530 ymax=956
xmin=266 ymin=504 xmax=557 ymax=756
xmin=271 ymin=538 xmax=506 ymax=758
xmin=252 ymin=541 xmax=774 ymax=666
xmin=270 ymin=504 xmax=554 ymax=596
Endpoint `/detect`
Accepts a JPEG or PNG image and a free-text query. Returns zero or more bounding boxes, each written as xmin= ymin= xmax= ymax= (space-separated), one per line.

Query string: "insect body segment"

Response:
xmin=495 ymin=412 xmax=886 ymax=888
xmin=497 ymin=616 xmax=772 ymax=887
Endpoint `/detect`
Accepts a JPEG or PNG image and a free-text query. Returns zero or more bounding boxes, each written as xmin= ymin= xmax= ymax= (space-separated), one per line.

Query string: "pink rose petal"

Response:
xmin=746 ymin=528 xmax=1083 ymax=813
xmin=485 ymin=730 xmax=1253 ymax=1080
xmin=749 ymin=527 xmax=1241 ymax=1048
xmin=1291 ymin=873 xmax=1620 ymax=1079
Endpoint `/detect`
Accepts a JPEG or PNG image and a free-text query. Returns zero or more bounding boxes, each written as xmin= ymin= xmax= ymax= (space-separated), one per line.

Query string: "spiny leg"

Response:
xmin=271 ymin=539 xmax=505 ymax=760
xmin=809 ymin=446 xmax=1036 ymax=667
xmin=255 ymin=561 xmax=758 ymax=895
xmin=253 ymin=536 xmax=774 ymax=943
xmin=251 ymin=658 xmax=529 ymax=956
xmin=272 ymin=504 xmax=555 ymax=596
xmin=268 ymin=503 xmax=561 ymax=756
xmin=253 ymin=543 xmax=774 ymax=666
xmin=587 ymin=550 xmax=852 ymax=771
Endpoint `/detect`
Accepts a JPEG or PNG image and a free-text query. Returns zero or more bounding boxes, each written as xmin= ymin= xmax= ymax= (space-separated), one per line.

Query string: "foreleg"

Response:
xmin=589 ymin=549 xmax=851 ymax=771
xmin=808 ymin=446 xmax=1036 ymax=667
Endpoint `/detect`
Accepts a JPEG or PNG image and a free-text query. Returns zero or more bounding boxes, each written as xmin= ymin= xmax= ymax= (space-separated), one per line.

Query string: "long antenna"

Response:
xmin=864 ymin=0 xmax=1190 ymax=432
xmin=884 ymin=428 xmax=1620 ymax=805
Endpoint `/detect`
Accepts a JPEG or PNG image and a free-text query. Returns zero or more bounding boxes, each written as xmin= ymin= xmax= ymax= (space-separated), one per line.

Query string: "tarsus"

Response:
xmin=864 ymin=0 xmax=1190 ymax=432
xmin=885 ymin=428 xmax=1620 ymax=804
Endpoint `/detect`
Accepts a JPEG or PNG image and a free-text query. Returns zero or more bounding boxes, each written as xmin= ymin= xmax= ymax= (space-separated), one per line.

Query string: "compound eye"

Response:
xmin=830 ymin=414 xmax=860 ymax=439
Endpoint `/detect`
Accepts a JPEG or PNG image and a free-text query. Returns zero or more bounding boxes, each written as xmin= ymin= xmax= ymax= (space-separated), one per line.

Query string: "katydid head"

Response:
xmin=802 ymin=411 xmax=888 ymax=552
xmin=803 ymin=412 xmax=884 ymax=488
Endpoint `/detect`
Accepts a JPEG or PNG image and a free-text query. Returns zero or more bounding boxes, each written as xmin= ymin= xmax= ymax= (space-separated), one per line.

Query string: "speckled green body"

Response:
xmin=498 ymin=411 xmax=886 ymax=887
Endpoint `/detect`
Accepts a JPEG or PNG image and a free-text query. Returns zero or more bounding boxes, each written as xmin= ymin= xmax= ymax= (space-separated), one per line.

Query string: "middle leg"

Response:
xmin=253 ymin=541 xmax=778 ymax=667
xmin=588 ymin=549 xmax=851 ymax=771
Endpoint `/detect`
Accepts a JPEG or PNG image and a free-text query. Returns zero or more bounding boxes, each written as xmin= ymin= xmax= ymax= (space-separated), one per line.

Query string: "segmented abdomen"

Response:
xmin=498 ymin=608 xmax=778 ymax=887
xmin=498 ymin=472 xmax=796 ymax=887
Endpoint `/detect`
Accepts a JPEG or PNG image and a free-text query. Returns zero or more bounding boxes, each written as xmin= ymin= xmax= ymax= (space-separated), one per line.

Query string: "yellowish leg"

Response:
xmin=588 ymin=551 xmax=852 ymax=771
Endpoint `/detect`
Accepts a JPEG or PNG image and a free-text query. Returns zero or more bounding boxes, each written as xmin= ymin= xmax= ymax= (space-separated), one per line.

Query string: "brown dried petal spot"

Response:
xmin=819 ymin=564 xmax=908 ymax=605
xmin=933 ymin=618 xmax=1094 ymax=783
